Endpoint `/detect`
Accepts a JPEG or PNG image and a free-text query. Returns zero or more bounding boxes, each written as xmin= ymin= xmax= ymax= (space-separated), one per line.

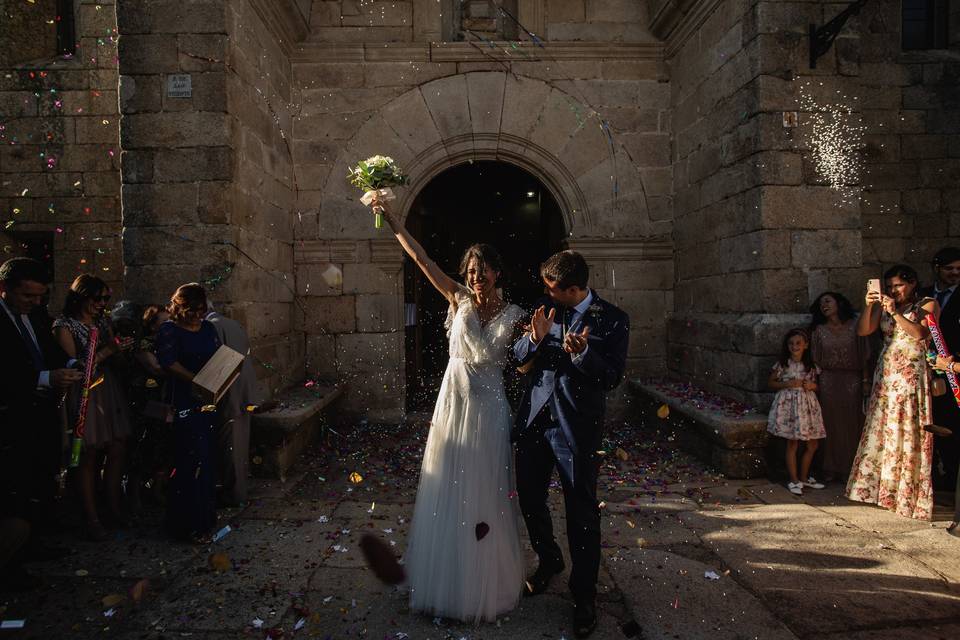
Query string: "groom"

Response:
xmin=513 ymin=250 xmax=629 ymax=637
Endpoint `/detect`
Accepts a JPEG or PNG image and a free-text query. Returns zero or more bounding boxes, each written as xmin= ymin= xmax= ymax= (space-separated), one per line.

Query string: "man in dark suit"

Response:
xmin=921 ymin=247 xmax=960 ymax=490
xmin=0 ymin=258 xmax=81 ymax=541
xmin=512 ymin=250 xmax=629 ymax=638
xmin=206 ymin=306 xmax=259 ymax=506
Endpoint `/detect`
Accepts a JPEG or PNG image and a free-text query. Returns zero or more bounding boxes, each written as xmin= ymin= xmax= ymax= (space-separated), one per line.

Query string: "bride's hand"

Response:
xmin=371 ymin=195 xmax=392 ymax=217
xmin=530 ymin=306 xmax=554 ymax=344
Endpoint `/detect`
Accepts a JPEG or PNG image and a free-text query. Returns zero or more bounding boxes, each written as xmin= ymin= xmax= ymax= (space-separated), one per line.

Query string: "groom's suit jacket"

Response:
xmin=513 ymin=291 xmax=629 ymax=478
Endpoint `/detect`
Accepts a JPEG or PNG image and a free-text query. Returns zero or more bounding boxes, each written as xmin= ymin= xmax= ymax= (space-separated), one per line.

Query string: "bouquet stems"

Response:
xmin=375 ymin=212 xmax=383 ymax=229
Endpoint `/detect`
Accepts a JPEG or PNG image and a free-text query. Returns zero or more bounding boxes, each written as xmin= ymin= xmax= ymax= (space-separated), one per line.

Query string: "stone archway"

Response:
xmin=300 ymin=72 xmax=672 ymax=421
xmin=316 ymin=71 xmax=656 ymax=240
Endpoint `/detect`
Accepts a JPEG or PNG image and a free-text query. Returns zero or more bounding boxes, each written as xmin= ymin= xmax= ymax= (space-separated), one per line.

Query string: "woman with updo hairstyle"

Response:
xmin=53 ymin=274 xmax=133 ymax=541
xmin=155 ymin=283 xmax=221 ymax=543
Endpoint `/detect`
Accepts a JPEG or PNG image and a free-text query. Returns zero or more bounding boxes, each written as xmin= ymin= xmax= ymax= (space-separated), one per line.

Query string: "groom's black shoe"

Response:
xmin=523 ymin=559 xmax=564 ymax=597
xmin=573 ymin=598 xmax=598 ymax=638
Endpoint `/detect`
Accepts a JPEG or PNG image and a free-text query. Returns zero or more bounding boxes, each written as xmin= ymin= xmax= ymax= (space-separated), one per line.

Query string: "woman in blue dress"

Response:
xmin=155 ymin=283 xmax=221 ymax=543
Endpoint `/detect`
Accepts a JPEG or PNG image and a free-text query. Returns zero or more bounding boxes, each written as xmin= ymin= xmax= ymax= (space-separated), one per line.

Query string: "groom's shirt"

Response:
xmin=529 ymin=289 xmax=593 ymax=362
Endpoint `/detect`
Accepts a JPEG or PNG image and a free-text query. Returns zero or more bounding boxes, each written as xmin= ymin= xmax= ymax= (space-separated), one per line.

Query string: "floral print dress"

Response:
xmin=845 ymin=302 xmax=934 ymax=520
xmin=767 ymin=360 xmax=826 ymax=441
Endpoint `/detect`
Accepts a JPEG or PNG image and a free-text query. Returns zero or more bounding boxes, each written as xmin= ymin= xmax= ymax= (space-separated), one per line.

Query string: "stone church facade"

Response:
xmin=1 ymin=0 xmax=958 ymax=420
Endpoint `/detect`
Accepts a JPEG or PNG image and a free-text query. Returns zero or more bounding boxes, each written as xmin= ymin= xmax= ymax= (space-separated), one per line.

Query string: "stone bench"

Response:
xmin=629 ymin=378 xmax=769 ymax=479
xmin=250 ymin=383 xmax=344 ymax=480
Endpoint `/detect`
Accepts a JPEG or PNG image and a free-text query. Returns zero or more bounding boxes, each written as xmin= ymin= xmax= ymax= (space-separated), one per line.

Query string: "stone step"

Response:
xmin=250 ymin=383 xmax=344 ymax=481
xmin=630 ymin=378 xmax=769 ymax=479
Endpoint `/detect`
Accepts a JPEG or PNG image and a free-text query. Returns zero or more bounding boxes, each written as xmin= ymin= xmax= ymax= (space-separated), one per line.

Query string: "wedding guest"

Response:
xmin=53 ymin=275 xmax=133 ymax=541
xmin=0 ymin=258 xmax=79 ymax=565
xmin=0 ymin=260 xmax=75 ymax=517
xmin=767 ymin=328 xmax=827 ymax=496
xmin=847 ymin=265 xmax=938 ymax=520
xmin=156 ymin=284 xmax=221 ymax=543
xmin=809 ymin=292 xmax=870 ymax=482
xmin=920 ymin=247 xmax=960 ymax=490
xmin=206 ymin=303 xmax=259 ymax=506
xmin=133 ymin=304 xmax=172 ymax=505
xmin=930 ymin=354 xmax=960 ymax=537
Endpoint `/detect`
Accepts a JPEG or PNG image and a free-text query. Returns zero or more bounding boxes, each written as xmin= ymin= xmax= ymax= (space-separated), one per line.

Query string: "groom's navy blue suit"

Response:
xmin=512 ymin=290 xmax=629 ymax=602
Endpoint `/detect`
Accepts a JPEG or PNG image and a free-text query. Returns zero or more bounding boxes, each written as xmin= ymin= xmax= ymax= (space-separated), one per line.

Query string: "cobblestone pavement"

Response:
xmin=3 ymin=418 xmax=959 ymax=639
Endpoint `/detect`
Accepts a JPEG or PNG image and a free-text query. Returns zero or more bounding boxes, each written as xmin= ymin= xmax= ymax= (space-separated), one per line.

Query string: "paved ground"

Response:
xmin=2 ymin=418 xmax=959 ymax=639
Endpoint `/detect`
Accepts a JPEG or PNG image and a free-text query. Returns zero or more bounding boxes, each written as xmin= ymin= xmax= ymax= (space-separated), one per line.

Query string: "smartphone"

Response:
xmin=867 ymin=279 xmax=881 ymax=296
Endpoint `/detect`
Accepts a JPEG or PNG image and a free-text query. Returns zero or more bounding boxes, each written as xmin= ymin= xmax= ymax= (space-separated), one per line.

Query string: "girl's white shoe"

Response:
xmin=787 ymin=482 xmax=804 ymax=496
xmin=802 ymin=477 xmax=825 ymax=489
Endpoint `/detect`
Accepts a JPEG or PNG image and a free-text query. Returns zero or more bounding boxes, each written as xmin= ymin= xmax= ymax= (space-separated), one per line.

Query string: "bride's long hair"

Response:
xmin=458 ymin=243 xmax=506 ymax=290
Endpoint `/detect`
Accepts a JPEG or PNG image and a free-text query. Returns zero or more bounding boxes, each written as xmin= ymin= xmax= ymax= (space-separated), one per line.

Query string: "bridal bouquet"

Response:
xmin=348 ymin=155 xmax=409 ymax=228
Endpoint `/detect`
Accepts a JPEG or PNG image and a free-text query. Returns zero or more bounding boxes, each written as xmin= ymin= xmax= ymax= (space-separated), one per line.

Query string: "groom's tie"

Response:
xmin=561 ymin=305 xmax=573 ymax=339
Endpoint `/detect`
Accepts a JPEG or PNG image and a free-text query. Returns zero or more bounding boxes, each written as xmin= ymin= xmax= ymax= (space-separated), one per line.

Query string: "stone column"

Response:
xmin=118 ymin=0 xmax=305 ymax=395
xmin=665 ymin=0 xmax=864 ymax=408
xmin=117 ymin=0 xmax=233 ymax=301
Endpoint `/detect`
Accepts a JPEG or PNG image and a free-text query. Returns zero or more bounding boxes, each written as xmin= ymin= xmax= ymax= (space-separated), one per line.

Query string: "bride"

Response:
xmin=372 ymin=197 xmax=525 ymax=622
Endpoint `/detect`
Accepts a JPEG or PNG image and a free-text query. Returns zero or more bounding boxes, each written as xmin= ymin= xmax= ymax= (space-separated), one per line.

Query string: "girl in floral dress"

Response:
xmin=847 ymin=265 xmax=939 ymax=520
xmin=768 ymin=328 xmax=827 ymax=496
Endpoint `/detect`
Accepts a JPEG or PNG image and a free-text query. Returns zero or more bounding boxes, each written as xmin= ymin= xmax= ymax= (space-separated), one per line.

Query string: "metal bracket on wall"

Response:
xmin=809 ymin=0 xmax=869 ymax=69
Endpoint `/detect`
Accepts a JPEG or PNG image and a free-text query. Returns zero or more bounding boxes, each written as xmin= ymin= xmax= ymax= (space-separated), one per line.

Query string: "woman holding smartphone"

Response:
xmin=846 ymin=265 xmax=939 ymax=520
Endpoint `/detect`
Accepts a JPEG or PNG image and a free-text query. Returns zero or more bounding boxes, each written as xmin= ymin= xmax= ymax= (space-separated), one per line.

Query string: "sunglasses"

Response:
xmin=93 ymin=294 xmax=111 ymax=303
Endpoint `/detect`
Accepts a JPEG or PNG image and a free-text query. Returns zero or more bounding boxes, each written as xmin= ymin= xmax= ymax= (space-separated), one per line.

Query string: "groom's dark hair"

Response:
xmin=541 ymin=250 xmax=588 ymax=289
xmin=459 ymin=243 xmax=505 ymax=287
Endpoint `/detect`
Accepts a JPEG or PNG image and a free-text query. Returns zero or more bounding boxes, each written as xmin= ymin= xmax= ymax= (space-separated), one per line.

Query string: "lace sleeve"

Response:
xmin=443 ymin=285 xmax=474 ymax=336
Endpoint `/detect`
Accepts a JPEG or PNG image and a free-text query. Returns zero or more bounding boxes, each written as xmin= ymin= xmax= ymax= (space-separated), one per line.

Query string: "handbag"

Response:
xmin=931 ymin=377 xmax=947 ymax=397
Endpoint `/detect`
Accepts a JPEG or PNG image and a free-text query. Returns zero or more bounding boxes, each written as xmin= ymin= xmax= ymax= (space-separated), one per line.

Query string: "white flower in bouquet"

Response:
xmin=348 ymin=155 xmax=409 ymax=228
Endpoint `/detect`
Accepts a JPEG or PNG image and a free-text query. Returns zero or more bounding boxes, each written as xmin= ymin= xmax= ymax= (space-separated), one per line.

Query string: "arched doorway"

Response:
xmin=404 ymin=161 xmax=566 ymax=412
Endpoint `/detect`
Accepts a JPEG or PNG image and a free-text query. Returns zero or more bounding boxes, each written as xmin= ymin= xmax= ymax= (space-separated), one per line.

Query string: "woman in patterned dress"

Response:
xmin=53 ymin=275 xmax=134 ymax=540
xmin=846 ymin=265 xmax=940 ymax=520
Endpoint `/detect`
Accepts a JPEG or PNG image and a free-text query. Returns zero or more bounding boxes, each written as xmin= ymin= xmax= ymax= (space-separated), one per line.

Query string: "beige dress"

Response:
xmin=845 ymin=302 xmax=934 ymax=520
xmin=812 ymin=321 xmax=868 ymax=477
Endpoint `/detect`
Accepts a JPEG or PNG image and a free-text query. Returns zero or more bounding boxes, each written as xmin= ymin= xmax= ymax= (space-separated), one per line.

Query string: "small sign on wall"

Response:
xmin=166 ymin=74 xmax=192 ymax=98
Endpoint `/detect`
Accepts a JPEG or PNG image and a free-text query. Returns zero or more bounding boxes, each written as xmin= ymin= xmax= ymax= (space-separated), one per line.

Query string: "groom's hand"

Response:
xmin=530 ymin=306 xmax=555 ymax=344
xmin=563 ymin=326 xmax=590 ymax=354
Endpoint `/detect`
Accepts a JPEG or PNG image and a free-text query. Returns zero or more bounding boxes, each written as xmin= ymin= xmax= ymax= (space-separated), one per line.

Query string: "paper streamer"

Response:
xmin=928 ymin=314 xmax=960 ymax=409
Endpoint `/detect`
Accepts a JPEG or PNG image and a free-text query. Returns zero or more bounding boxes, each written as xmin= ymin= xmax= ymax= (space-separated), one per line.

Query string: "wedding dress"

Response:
xmin=405 ymin=286 xmax=525 ymax=622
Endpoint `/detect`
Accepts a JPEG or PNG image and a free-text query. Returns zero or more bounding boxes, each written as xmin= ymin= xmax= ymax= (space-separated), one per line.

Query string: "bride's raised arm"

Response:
xmin=373 ymin=197 xmax=459 ymax=305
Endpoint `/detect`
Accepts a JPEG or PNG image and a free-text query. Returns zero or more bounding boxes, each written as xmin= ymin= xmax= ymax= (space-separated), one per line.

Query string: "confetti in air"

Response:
xmin=797 ymin=80 xmax=865 ymax=203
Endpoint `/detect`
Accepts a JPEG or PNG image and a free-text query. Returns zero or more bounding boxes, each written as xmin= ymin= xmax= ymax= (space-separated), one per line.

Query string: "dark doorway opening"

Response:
xmin=403 ymin=161 xmax=566 ymax=413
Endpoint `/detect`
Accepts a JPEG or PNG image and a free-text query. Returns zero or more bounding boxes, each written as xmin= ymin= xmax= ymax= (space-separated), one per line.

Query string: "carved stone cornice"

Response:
xmin=295 ymin=240 xmax=359 ymax=264
xmin=248 ymin=0 xmax=309 ymax=56
xmin=370 ymin=239 xmax=404 ymax=266
xmin=291 ymin=41 xmax=664 ymax=64
xmin=649 ymin=0 xmax=726 ymax=58
xmin=566 ymin=237 xmax=674 ymax=261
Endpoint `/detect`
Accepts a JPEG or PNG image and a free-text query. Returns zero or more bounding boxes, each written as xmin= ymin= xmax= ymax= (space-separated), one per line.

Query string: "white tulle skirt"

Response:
xmin=404 ymin=358 xmax=524 ymax=622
